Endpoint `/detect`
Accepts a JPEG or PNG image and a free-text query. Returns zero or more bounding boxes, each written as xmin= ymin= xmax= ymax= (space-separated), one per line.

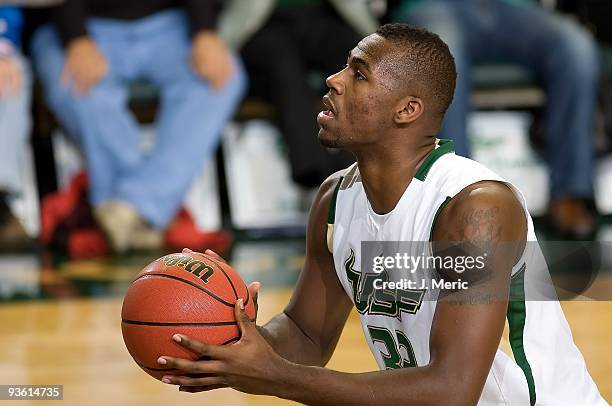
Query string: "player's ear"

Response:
xmin=394 ymin=96 xmax=423 ymax=125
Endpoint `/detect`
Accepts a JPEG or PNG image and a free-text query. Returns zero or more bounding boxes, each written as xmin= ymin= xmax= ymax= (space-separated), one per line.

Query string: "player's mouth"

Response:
xmin=318 ymin=95 xmax=337 ymax=122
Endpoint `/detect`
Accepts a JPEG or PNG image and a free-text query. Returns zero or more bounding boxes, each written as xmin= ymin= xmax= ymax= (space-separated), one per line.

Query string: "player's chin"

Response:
xmin=318 ymin=128 xmax=341 ymax=149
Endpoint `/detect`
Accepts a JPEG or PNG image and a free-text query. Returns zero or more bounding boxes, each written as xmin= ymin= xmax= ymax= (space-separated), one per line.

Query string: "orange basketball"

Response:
xmin=121 ymin=251 xmax=255 ymax=380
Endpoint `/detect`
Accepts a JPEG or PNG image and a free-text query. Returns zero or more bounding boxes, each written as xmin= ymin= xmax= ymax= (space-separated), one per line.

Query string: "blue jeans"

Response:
xmin=31 ymin=9 xmax=246 ymax=228
xmin=396 ymin=0 xmax=599 ymax=198
xmin=0 ymin=54 xmax=31 ymax=196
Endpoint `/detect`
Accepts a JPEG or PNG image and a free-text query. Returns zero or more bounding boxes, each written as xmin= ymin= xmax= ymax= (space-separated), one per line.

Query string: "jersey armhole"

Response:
xmin=428 ymin=195 xmax=453 ymax=242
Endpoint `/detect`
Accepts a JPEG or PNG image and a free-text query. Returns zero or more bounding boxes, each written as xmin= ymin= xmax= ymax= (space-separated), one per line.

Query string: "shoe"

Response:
xmin=0 ymin=210 xmax=34 ymax=253
xmin=40 ymin=172 xmax=87 ymax=245
xmin=67 ymin=229 xmax=110 ymax=259
xmin=40 ymin=172 xmax=111 ymax=258
xmin=130 ymin=217 xmax=163 ymax=252
xmin=547 ymin=197 xmax=597 ymax=239
xmin=94 ymin=200 xmax=162 ymax=253
xmin=165 ymin=207 xmax=232 ymax=254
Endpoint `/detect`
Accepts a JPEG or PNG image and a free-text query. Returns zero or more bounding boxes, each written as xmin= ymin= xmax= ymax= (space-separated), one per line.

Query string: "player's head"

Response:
xmin=317 ymin=23 xmax=456 ymax=149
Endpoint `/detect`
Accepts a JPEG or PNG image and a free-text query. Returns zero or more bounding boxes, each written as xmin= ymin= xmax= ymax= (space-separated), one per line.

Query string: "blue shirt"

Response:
xmin=0 ymin=7 xmax=23 ymax=49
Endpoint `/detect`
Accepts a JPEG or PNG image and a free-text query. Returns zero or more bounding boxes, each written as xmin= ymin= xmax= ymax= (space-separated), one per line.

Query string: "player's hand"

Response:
xmin=182 ymin=247 xmax=228 ymax=264
xmin=158 ymin=299 xmax=290 ymax=396
xmin=0 ymin=56 xmax=22 ymax=98
xmin=183 ymin=247 xmax=261 ymax=319
xmin=61 ymin=36 xmax=108 ymax=95
xmin=191 ymin=31 xmax=233 ymax=89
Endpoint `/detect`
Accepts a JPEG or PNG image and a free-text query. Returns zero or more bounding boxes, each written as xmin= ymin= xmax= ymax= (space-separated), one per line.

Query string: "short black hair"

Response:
xmin=375 ymin=23 xmax=456 ymax=115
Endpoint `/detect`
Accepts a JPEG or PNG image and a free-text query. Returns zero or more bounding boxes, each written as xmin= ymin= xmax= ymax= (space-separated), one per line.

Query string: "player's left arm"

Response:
xmin=424 ymin=180 xmax=527 ymax=404
xmin=158 ymin=181 xmax=527 ymax=405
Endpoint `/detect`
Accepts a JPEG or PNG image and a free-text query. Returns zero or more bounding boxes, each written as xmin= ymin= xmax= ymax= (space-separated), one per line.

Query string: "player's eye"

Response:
xmin=355 ymin=70 xmax=366 ymax=81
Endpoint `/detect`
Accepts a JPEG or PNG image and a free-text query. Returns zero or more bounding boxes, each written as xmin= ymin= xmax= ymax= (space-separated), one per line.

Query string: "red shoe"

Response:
xmin=40 ymin=172 xmax=111 ymax=258
xmin=67 ymin=228 xmax=110 ymax=259
xmin=40 ymin=172 xmax=89 ymax=245
xmin=165 ymin=208 xmax=232 ymax=254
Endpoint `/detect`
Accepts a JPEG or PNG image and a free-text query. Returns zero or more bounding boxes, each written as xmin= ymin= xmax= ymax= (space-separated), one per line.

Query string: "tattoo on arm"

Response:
xmin=432 ymin=207 xmax=504 ymax=300
xmin=457 ymin=207 xmax=501 ymax=256
xmin=459 ymin=207 xmax=501 ymax=241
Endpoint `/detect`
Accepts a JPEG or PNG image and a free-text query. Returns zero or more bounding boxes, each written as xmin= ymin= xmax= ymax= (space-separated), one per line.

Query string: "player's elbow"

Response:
xmin=429 ymin=363 xmax=486 ymax=406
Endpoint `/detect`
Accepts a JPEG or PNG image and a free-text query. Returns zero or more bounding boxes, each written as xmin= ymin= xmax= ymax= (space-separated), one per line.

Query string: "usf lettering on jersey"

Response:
xmin=343 ymin=247 xmax=424 ymax=369
xmin=343 ymin=247 xmax=425 ymax=320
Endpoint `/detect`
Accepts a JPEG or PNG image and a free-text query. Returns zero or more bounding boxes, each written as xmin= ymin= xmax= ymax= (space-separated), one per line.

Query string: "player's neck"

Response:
xmin=357 ymin=138 xmax=435 ymax=215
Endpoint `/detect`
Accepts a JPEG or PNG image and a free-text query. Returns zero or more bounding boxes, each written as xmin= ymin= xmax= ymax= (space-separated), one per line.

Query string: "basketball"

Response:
xmin=121 ymin=251 xmax=256 ymax=380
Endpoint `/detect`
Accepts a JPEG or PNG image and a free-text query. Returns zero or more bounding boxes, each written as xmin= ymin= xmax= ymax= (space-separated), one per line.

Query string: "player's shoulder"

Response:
xmin=306 ymin=165 xmax=356 ymax=232
xmin=319 ymin=169 xmax=346 ymax=197
xmin=303 ymin=166 xmax=354 ymax=257
xmin=433 ymin=180 xmax=526 ymax=242
xmin=426 ymin=152 xmax=500 ymax=186
xmin=316 ymin=164 xmax=357 ymax=204
xmin=452 ymin=180 xmax=521 ymax=207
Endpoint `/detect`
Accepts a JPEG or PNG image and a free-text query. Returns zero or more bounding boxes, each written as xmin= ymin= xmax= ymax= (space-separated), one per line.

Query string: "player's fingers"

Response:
xmin=247 ymin=281 xmax=260 ymax=303
xmin=179 ymin=384 xmax=228 ymax=393
xmin=204 ymin=249 xmax=227 ymax=264
xmin=234 ymin=298 xmax=254 ymax=338
xmin=172 ymin=334 xmax=227 ymax=359
xmin=157 ymin=357 xmax=224 ymax=374
xmin=157 ymin=357 xmax=201 ymax=373
xmin=182 ymin=248 xmax=196 ymax=254
xmin=161 ymin=374 xmax=226 ymax=387
xmin=247 ymin=281 xmax=260 ymax=316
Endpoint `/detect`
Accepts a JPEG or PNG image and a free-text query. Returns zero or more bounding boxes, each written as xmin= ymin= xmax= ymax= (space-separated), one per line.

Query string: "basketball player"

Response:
xmin=157 ymin=24 xmax=606 ymax=405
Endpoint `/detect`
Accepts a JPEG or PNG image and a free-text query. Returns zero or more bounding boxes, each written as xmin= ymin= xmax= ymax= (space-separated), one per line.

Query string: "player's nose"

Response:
xmin=325 ymin=70 xmax=345 ymax=95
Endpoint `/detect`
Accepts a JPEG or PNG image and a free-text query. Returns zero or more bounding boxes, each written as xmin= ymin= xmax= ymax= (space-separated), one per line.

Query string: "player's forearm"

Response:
xmin=258 ymin=312 xmax=326 ymax=366
xmin=272 ymin=362 xmax=478 ymax=406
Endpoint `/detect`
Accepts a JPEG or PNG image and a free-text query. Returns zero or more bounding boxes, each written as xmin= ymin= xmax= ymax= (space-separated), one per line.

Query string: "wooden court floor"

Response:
xmin=0 ymin=287 xmax=611 ymax=405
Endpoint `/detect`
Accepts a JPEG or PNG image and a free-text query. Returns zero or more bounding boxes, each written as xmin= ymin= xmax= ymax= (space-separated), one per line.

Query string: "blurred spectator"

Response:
xmin=393 ymin=0 xmax=599 ymax=237
xmin=0 ymin=6 xmax=33 ymax=252
xmin=219 ymin=0 xmax=378 ymax=188
xmin=30 ymin=1 xmax=245 ymax=252
xmin=558 ymin=0 xmax=612 ymax=156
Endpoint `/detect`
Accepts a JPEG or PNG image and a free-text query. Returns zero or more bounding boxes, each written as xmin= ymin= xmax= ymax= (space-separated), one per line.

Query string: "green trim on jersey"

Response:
xmin=429 ymin=196 xmax=452 ymax=241
xmin=328 ymin=176 xmax=344 ymax=225
xmin=327 ymin=176 xmax=345 ymax=254
xmin=415 ymin=139 xmax=455 ymax=181
xmin=507 ymin=264 xmax=536 ymax=406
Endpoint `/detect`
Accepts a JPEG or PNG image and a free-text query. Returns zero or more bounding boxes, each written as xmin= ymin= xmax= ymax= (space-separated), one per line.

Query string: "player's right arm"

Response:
xmin=257 ymin=172 xmax=354 ymax=366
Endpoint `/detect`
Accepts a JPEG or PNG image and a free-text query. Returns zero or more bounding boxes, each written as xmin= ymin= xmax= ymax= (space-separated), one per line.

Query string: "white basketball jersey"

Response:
xmin=328 ymin=139 xmax=606 ymax=405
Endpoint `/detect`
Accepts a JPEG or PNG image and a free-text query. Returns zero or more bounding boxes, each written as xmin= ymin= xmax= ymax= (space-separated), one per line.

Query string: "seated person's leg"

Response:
xmin=113 ymin=10 xmax=245 ymax=233
xmin=30 ymin=23 xmax=144 ymax=250
xmin=535 ymin=9 xmax=598 ymax=235
xmin=482 ymin=1 xmax=599 ymax=235
xmin=0 ymin=53 xmax=33 ymax=251
xmin=393 ymin=0 xmax=473 ymax=157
